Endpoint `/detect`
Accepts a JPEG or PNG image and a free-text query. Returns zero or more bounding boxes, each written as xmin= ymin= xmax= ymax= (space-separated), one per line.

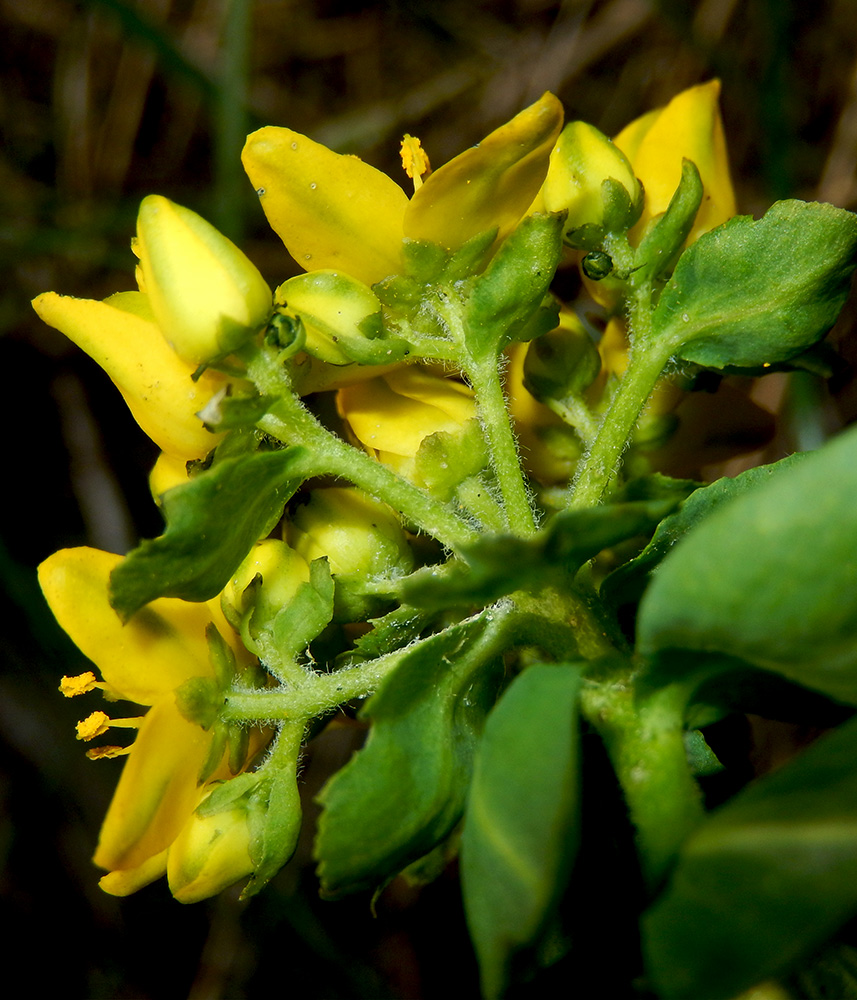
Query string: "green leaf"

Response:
xmin=633 ymin=158 xmax=703 ymax=286
xmin=643 ymin=713 xmax=857 ymax=999
xmin=314 ymin=610 xmax=507 ymax=896
xmin=461 ymin=663 xmax=583 ymax=999
xmin=110 ymin=447 xmax=311 ymax=618
xmin=464 ymin=213 xmax=565 ymax=360
xmin=268 ymin=557 xmax=335 ymax=660
xmin=602 ymin=456 xmax=805 ymax=611
xmin=652 ymin=200 xmax=857 ymax=368
xmin=637 ymin=425 xmax=857 ymax=705
xmin=401 ymin=498 xmax=680 ymax=612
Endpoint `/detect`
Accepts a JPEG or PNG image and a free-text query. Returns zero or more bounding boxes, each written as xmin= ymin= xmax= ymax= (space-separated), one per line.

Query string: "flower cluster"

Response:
xmin=36 ymin=80 xmax=736 ymax=902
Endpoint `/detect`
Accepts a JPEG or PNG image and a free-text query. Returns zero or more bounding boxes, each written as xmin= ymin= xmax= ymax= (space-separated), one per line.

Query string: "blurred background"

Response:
xmin=3 ymin=1 xmax=857 ymax=996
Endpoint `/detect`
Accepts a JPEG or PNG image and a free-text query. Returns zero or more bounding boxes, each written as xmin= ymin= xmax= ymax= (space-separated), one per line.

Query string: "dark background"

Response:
xmin=3 ymin=1 xmax=857 ymax=996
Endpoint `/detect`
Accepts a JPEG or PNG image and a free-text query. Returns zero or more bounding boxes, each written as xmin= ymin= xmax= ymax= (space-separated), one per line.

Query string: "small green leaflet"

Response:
xmin=110 ymin=447 xmax=312 ymax=619
xmin=314 ymin=610 xmax=507 ymax=896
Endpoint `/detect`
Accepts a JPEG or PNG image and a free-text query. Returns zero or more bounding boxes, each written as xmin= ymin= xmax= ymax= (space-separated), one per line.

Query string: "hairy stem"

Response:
xmin=247 ymin=347 xmax=478 ymax=551
xmin=580 ymin=677 xmax=704 ymax=888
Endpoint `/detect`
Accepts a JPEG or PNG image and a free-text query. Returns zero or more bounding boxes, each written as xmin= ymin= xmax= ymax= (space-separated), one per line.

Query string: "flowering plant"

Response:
xmin=35 ymin=82 xmax=857 ymax=999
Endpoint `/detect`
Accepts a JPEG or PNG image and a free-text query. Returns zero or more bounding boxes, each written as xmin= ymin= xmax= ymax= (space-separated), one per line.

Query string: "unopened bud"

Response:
xmin=221 ymin=539 xmax=311 ymax=640
xmin=539 ymin=122 xmax=642 ymax=241
xmin=288 ymin=487 xmax=414 ymax=621
xmin=167 ymin=791 xmax=254 ymax=904
xmin=523 ymin=312 xmax=601 ymax=402
xmin=275 ymin=270 xmax=388 ymax=365
xmin=135 ymin=195 xmax=272 ymax=364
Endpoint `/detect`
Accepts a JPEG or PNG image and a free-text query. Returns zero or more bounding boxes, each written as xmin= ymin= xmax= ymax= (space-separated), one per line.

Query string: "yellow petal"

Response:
xmin=136 ymin=195 xmax=272 ymax=365
xmin=405 ymin=93 xmax=563 ymax=251
xmin=98 ymin=849 xmax=168 ymax=896
xmin=37 ymin=547 xmax=216 ymax=705
xmin=93 ymin=698 xmax=216 ymax=870
xmin=32 ymin=290 xmax=225 ymax=460
xmin=338 ymin=367 xmax=476 ymax=457
xmin=242 ymin=127 xmax=408 ymax=285
xmin=149 ymin=451 xmax=190 ymax=499
xmin=616 ymin=81 xmax=736 ymax=244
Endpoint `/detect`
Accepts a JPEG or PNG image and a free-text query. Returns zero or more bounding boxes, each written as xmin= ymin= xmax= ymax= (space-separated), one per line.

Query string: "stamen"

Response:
xmin=86 ymin=745 xmax=132 ymax=760
xmin=60 ymin=672 xmax=99 ymax=697
xmin=400 ymin=135 xmax=431 ymax=192
xmin=77 ymin=711 xmax=110 ymax=741
xmin=76 ymin=711 xmax=143 ymax=742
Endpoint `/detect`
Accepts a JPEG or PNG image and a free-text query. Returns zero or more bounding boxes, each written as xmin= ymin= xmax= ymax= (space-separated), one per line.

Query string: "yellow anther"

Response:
xmin=75 ymin=711 xmax=143 ymax=742
xmin=60 ymin=672 xmax=99 ymax=697
xmin=85 ymin=745 xmax=132 ymax=760
xmin=400 ymin=135 xmax=431 ymax=191
xmin=77 ymin=711 xmax=111 ymax=741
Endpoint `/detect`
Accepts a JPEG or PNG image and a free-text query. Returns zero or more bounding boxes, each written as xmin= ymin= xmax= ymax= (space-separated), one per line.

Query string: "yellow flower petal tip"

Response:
xmin=136 ymin=195 xmax=272 ymax=365
xmin=242 ymin=126 xmax=408 ymax=286
xmin=31 ymin=290 xmax=227 ymax=461
xmin=615 ymin=79 xmax=735 ymax=245
xmin=404 ymin=92 xmax=564 ymax=251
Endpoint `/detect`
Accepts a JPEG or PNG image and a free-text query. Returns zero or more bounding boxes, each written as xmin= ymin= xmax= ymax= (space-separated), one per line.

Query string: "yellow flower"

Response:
xmin=38 ymin=546 xmax=257 ymax=885
xmin=241 ymin=93 xmax=564 ymax=286
xmin=338 ymin=366 xmax=475 ymax=464
xmin=615 ymin=80 xmax=736 ymax=246
xmin=32 ymin=290 xmax=228 ymax=462
xmin=134 ymin=195 xmax=273 ymax=365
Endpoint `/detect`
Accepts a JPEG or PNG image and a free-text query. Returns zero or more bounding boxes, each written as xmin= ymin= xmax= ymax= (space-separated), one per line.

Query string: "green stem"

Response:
xmin=224 ymin=605 xmax=516 ymax=725
xmin=247 ymin=348 xmax=478 ymax=551
xmin=580 ymin=677 xmax=704 ymax=889
xmin=224 ymin=644 xmax=407 ymax=723
xmin=466 ymin=355 xmax=537 ymax=535
xmin=570 ymin=330 xmax=671 ymax=508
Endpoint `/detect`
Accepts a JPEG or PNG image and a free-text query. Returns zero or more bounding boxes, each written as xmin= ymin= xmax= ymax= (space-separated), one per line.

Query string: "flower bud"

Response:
xmin=614 ymin=80 xmax=736 ymax=246
xmin=167 ymin=791 xmax=254 ymax=904
xmin=538 ymin=121 xmax=642 ymax=240
xmin=506 ymin=342 xmax=583 ymax=485
xmin=523 ymin=311 xmax=601 ymax=402
xmin=135 ymin=195 xmax=272 ymax=365
xmin=274 ymin=271 xmax=387 ymax=366
xmin=221 ymin=539 xmax=311 ymax=640
xmin=288 ymin=487 xmax=414 ymax=621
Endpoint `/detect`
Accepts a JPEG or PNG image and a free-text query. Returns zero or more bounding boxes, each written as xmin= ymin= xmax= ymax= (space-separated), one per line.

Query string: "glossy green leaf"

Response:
xmin=637 ymin=424 xmax=857 ymax=705
xmin=314 ymin=609 xmax=507 ymax=896
xmin=602 ymin=455 xmax=804 ymax=611
xmin=110 ymin=447 xmax=312 ymax=618
xmin=461 ymin=663 xmax=583 ymax=999
xmin=653 ymin=200 xmax=857 ymax=368
xmin=643 ymin=713 xmax=857 ymax=999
